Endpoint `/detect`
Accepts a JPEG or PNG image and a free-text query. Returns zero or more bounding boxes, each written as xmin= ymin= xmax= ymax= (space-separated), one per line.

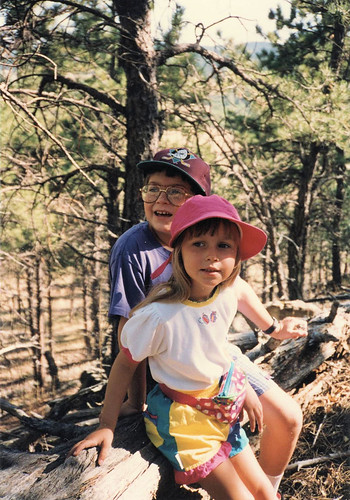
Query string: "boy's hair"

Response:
xmin=131 ymin=218 xmax=241 ymax=315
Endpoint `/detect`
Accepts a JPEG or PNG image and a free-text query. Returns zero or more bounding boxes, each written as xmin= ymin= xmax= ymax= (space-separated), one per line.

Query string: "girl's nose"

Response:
xmin=206 ymin=254 xmax=219 ymax=262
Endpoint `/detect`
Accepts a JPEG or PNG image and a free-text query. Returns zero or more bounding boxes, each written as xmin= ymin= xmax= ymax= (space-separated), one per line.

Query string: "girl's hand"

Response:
xmin=67 ymin=426 xmax=114 ymax=465
xmin=272 ymin=316 xmax=308 ymax=340
xmin=241 ymin=383 xmax=263 ymax=433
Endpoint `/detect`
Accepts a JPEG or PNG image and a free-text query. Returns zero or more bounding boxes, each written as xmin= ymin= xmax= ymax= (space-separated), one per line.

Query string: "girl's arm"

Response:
xmin=118 ymin=316 xmax=147 ymax=415
xmin=241 ymin=382 xmax=263 ymax=433
xmin=235 ymin=276 xmax=307 ymax=340
xmin=68 ymin=350 xmax=139 ymax=465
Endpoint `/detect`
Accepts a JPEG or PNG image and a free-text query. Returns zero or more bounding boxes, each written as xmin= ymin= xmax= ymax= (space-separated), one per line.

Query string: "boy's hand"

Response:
xmin=241 ymin=383 xmax=263 ymax=433
xmin=119 ymin=399 xmax=146 ymax=418
xmin=67 ymin=427 xmax=114 ymax=465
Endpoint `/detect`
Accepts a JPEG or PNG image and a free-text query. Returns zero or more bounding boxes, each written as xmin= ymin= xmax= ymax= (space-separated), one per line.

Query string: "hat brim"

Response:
xmin=170 ymin=212 xmax=267 ymax=261
xmin=137 ymin=160 xmax=206 ymax=195
xmin=235 ymin=219 xmax=267 ymax=261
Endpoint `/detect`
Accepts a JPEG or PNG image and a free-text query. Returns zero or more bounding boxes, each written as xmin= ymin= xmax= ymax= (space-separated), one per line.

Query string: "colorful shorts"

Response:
xmin=144 ymin=383 xmax=249 ymax=485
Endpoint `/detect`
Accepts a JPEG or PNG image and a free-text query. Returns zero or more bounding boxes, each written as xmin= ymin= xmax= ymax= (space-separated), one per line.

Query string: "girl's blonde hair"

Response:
xmin=131 ymin=218 xmax=241 ymax=315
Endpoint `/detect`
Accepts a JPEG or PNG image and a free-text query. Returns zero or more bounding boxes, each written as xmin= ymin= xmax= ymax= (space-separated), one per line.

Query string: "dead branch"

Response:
xmin=0 ymin=398 xmax=88 ymax=439
xmin=0 ymin=342 xmax=36 ymax=356
xmin=286 ymin=450 xmax=350 ymax=471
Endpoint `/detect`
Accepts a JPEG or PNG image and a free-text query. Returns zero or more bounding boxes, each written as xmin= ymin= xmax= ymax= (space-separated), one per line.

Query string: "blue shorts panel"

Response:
xmin=227 ymin=421 xmax=249 ymax=457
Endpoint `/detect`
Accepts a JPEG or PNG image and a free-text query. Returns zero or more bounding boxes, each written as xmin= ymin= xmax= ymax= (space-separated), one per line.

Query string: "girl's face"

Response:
xmin=181 ymin=221 xmax=239 ymax=301
xmin=143 ymin=171 xmax=194 ymax=247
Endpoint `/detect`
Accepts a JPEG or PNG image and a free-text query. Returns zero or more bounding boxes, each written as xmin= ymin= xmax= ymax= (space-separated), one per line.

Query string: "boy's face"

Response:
xmin=143 ymin=171 xmax=194 ymax=246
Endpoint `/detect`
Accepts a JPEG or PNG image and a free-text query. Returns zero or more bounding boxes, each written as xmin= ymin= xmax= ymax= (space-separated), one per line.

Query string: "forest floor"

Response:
xmin=260 ymin=350 xmax=349 ymax=499
xmin=0 ymin=295 xmax=349 ymax=499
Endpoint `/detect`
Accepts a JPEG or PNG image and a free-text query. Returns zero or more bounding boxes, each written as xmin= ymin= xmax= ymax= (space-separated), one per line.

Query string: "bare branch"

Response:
xmin=156 ymin=43 xmax=311 ymax=122
xmin=0 ymin=83 xmax=97 ymax=187
xmin=28 ymin=0 xmax=121 ymax=31
xmin=39 ymin=74 xmax=126 ymax=116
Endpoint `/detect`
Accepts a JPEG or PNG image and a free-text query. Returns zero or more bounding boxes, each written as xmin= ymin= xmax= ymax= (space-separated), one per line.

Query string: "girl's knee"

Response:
xmin=262 ymin=389 xmax=303 ymax=434
xmin=280 ymin=397 xmax=303 ymax=437
xmin=285 ymin=394 xmax=302 ymax=419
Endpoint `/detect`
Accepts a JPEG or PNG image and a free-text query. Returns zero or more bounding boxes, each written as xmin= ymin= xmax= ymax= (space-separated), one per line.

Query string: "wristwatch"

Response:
xmin=263 ymin=317 xmax=279 ymax=335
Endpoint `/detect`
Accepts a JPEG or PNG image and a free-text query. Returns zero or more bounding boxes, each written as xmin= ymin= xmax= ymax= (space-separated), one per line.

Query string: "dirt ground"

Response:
xmin=280 ymin=351 xmax=350 ymax=500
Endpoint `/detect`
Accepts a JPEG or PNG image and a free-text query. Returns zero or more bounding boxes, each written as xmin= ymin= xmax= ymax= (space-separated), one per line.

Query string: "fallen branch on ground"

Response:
xmin=286 ymin=450 xmax=350 ymax=471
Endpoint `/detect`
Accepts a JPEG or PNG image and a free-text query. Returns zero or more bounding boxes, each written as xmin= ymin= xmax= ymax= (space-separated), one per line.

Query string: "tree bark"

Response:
xmin=331 ymin=147 xmax=345 ymax=287
xmin=287 ymin=142 xmax=320 ymax=299
xmin=114 ymin=0 xmax=161 ymax=231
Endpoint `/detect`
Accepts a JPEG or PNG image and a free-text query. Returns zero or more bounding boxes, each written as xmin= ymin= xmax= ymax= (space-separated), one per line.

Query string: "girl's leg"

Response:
xmin=230 ymin=446 xmax=276 ymax=500
xmin=198 ymin=446 xmax=276 ymax=500
xmin=198 ymin=456 xmax=254 ymax=500
xmin=259 ymin=385 xmax=303 ymax=476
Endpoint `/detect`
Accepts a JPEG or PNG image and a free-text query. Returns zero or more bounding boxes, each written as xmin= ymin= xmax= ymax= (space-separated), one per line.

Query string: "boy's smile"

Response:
xmin=143 ymin=172 xmax=194 ymax=247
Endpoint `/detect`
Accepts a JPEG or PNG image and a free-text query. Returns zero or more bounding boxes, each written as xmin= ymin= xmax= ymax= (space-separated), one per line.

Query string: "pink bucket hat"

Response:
xmin=169 ymin=195 xmax=267 ymax=261
xmin=137 ymin=147 xmax=211 ymax=196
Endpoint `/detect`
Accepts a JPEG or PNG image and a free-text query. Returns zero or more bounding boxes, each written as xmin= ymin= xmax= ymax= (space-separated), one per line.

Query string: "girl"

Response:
xmin=69 ymin=195 xmax=281 ymax=499
xmin=111 ymin=148 xmax=305 ymax=496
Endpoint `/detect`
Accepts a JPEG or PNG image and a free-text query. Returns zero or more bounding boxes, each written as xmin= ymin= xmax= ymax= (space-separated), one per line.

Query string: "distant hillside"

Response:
xmin=244 ymin=41 xmax=274 ymax=55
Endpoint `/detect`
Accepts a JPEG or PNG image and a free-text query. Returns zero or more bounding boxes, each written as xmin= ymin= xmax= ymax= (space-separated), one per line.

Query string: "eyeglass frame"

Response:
xmin=139 ymin=184 xmax=193 ymax=206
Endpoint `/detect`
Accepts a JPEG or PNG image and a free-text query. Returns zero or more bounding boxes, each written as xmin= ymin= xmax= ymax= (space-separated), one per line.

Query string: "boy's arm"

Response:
xmin=235 ymin=276 xmax=307 ymax=340
xmin=68 ymin=350 xmax=139 ymax=464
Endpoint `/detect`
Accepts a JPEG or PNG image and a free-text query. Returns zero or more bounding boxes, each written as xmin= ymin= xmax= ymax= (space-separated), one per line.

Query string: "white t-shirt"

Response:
xmin=121 ymin=282 xmax=241 ymax=392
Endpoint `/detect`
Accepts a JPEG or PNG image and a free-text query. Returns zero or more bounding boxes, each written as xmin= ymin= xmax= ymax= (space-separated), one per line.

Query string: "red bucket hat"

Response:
xmin=137 ymin=147 xmax=211 ymax=196
xmin=169 ymin=195 xmax=267 ymax=261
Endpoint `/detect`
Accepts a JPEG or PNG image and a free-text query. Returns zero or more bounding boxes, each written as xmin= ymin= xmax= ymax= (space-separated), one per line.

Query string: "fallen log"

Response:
xmin=227 ymin=329 xmax=258 ymax=352
xmin=0 ymin=301 xmax=348 ymax=499
xmin=252 ymin=304 xmax=349 ymax=391
xmin=0 ymin=415 xmax=209 ymax=500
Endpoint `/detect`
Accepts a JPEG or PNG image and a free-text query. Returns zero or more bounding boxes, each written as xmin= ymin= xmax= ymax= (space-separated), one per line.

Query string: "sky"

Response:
xmin=153 ymin=0 xmax=291 ymax=45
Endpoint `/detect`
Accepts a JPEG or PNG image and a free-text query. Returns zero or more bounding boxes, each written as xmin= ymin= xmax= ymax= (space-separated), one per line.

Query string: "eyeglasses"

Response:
xmin=140 ymin=184 xmax=192 ymax=206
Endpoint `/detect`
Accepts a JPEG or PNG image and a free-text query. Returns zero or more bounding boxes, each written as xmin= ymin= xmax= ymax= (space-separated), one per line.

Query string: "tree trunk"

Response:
xmin=25 ymin=264 xmax=35 ymax=337
xmin=82 ymin=264 xmax=93 ymax=355
xmin=91 ymin=216 xmax=102 ymax=359
xmin=114 ymin=0 xmax=161 ymax=231
xmin=106 ymin=159 xmax=123 ymax=248
xmin=35 ymin=255 xmax=45 ymax=390
xmin=91 ymin=271 xmax=101 ymax=359
xmin=26 ymin=260 xmax=44 ymax=391
xmin=287 ymin=142 xmax=320 ymax=299
xmin=46 ymin=259 xmax=53 ymax=354
xmin=331 ymin=147 xmax=345 ymax=288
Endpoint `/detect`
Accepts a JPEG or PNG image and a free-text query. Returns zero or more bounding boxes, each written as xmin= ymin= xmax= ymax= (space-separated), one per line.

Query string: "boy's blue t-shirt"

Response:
xmin=108 ymin=222 xmax=172 ymax=319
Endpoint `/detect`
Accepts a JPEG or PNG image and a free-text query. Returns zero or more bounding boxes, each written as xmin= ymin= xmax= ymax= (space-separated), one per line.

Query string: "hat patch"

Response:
xmin=162 ymin=148 xmax=196 ymax=169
